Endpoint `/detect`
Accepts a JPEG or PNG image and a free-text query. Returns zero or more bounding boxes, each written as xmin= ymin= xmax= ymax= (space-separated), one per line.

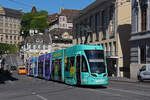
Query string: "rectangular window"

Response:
xmin=65 ymin=57 xmax=70 ymax=72
xmin=6 ymin=35 xmax=8 ymax=39
xmin=89 ymin=16 xmax=93 ymax=42
xmin=0 ymin=22 xmax=3 ymax=27
xmin=95 ymin=13 xmax=100 ymax=41
xmin=10 ymin=36 xmax=12 ymax=40
xmin=1 ymin=37 xmax=3 ymax=41
xmin=38 ymin=61 xmax=43 ymax=77
xmin=0 ymin=29 xmax=2 ymax=33
xmin=65 ymin=57 xmax=74 ymax=72
xmin=14 ymin=36 xmax=16 ymax=40
xmin=140 ymin=44 xmax=146 ymax=64
xmin=140 ymin=2 xmax=147 ymax=32
xmin=58 ymin=59 xmax=62 ymax=81
xmin=31 ymin=45 xmax=33 ymax=49
xmin=40 ymin=45 xmax=43 ymax=50
xmin=113 ymin=42 xmax=117 ymax=56
xmin=102 ymin=10 xmax=106 ymax=40
xmin=10 ymin=24 xmax=12 ymax=28
xmin=5 ymin=29 xmax=8 ymax=33
xmin=85 ymin=50 xmax=105 ymax=73
xmin=18 ymin=36 xmax=20 ymax=40
xmin=109 ymin=43 xmax=112 ymax=56
xmin=63 ymin=17 xmax=65 ymax=21
xmin=45 ymin=45 xmax=48 ymax=49
xmin=0 ymin=16 xmax=3 ymax=21
xmin=5 ymin=23 xmax=8 ymax=27
xmin=51 ymin=60 xmax=55 ymax=80
xmin=109 ymin=5 xmax=115 ymax=38
xmin=79 ymin=24 xmax=83 ymax=44
xmin=81 ymin=56 xmax=88 ymax=72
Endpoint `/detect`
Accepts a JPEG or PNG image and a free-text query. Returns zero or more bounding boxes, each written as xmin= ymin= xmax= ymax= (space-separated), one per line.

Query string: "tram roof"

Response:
xmin=66 ymin=44 xmax=104 ymax=51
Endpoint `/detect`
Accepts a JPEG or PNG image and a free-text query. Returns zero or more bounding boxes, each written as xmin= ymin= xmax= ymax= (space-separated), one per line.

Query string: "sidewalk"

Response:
xmin=109 ymin=77 xmax=138 ymax=83
xmin=0 ymin=70 xmax=18 ymax=84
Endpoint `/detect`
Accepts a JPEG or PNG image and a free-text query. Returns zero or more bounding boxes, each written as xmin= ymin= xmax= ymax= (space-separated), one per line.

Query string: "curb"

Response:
xmin=109 ymin=77 xmax=138 ymax=83
xmin=109 ymin=79 xmax=138 ymax=83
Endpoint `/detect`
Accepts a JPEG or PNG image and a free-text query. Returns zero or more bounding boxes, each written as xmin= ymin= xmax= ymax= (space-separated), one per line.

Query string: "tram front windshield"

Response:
xmin=85 ymin=50 xmax=105 ymax=74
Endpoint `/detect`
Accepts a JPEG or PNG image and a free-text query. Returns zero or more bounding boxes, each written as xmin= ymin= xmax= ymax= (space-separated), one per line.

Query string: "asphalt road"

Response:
xmin=0 ymin=72 xmax=150 ymax=100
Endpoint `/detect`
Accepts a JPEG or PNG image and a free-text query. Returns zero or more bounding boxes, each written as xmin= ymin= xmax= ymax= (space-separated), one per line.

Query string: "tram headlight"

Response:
xmin=103 ymin=73 xmax=107 ymax=77
xmin=91 ymin=73 xmax=97 ymax=77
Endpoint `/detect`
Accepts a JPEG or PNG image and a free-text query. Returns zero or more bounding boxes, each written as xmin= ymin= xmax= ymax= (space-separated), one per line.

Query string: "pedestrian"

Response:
xmin=1 ymin=57 xmax=6 ymax=70
xmin=0 ymin=57 xmax=2 ymax=70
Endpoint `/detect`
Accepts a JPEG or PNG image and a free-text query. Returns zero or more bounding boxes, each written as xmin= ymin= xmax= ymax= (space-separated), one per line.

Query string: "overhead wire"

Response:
xmin=6 ymin=0 xmax=33 ymax=8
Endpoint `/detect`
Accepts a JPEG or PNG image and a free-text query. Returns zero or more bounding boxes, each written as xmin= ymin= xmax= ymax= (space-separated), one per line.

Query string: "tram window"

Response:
xmin=70 ymin=57 xmax=75 ymax=67
xmin=45 ymin=60 xmax=50 ymax=75
xmin=41 ymin=61 xmax=43 ymax=74
xmin=58 ymin=59 xmax=62 ymax=81
xmin=51 ymin=60 xmax=55 ymax=78
xmin=65 ymin=58 xmax=70 ymax=71
xmin=82 ymin=56 xmax=88 ymax=72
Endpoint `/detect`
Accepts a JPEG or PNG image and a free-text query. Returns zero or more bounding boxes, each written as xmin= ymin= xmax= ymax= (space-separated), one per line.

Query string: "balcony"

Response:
xmin=106 ymin=51 xmax=118 ymax=58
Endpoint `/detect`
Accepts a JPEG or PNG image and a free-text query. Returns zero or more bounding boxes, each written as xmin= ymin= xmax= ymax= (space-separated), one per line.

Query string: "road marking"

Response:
xmin=32 ymin=92 xmax=36 ymax=95
xmin=31 ymin=92 xmax=48 ymax=100
xmin=87 ymin=89 xmax=124 ymax=97
xmin=109 ymin=87 xmax=150 ymax=97
xmin=36 ymin=94 xmax=48 ymax=100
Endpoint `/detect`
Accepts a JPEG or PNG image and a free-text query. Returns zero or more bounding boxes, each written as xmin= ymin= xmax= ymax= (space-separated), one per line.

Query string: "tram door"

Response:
xmin=58 ymin=59 xmax=62 ymax=81
xmin=51 ymin=61 xmax=55 ymax=80
xmin=76 ymin=56 xmax=81 ymax=85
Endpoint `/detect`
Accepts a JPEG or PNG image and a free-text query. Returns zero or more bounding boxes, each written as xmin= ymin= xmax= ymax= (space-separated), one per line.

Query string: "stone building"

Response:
xmin=48 ymin=8 xmax=80 ymax=31
xmin=0 ymin=6 xmax=23 ymax=44
xmin=48 ymin=28 xmax=73 ymax=51
xmin=48 ymin=8 xmax=80 ymax=50
xmin=130 ymin=0 xmax=150 ymax=79
xmin=21 ymin=33 xmax=53 ymax=63
xmin=73 ymin=0 xmax=131 ymax=77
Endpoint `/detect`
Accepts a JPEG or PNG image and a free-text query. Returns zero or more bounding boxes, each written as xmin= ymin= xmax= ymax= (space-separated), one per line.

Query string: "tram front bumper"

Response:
xmin=87 ymin=77 xmax=108 ymax=85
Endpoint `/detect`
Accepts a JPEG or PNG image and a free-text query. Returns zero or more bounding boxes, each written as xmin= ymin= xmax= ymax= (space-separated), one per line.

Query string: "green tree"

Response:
xmin=21 ymin=10 xmax=49 ymax=38
xmin=0 ymin=43 xmax=19 ymax=54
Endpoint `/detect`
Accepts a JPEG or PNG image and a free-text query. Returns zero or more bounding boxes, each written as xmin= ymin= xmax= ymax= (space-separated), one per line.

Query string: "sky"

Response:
xmin=0 ymin=0 xmax=95 ymax=14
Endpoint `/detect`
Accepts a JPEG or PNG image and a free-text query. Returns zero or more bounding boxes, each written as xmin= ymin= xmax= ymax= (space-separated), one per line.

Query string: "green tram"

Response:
xmin=51 ymin=45 xmax=108 ymax=86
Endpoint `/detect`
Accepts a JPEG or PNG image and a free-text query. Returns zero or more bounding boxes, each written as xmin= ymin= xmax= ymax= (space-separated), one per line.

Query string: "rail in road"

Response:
xmin=0 ymin=73 xmax=150 ymax=100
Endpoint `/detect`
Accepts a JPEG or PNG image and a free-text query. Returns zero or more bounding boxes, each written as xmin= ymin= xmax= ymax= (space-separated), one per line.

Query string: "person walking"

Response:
xmin=0 ymin=57 xmax=2 ymax=72
xmin=1 ymin=57 xmax=6 ymax=71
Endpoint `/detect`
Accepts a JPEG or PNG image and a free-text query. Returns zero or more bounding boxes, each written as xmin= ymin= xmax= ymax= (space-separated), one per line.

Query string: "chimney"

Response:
xmin=60 ymin=8 xmax=64 ymax=13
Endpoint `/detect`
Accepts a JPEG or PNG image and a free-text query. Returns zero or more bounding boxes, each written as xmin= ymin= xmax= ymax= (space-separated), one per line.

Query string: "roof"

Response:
xmin=60 ymin=8 xmax=80 ymax=23
xmin=48 ymin=28 xmax=73 ymax=43
xmin=74 ymin=0 xmax=115 ymax=19
xmin=48 ymin=13 xmax=59 ymax=24
xmin=3 ymin=7 xmax=23 ymax=18
xmin=60 ymin=8 xmax=80 ymax=16
xmin=31 ymin=6 xmax=37 ymax=13
xmin=48 ymin=8 xmax=80 ymax=24
xmin=24 ymin=34 xmax=52 ymax=45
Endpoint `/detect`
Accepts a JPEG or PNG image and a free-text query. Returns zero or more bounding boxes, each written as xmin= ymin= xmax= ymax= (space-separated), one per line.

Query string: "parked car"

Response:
xmin=137 ymin=64 xmax=150 ymax=82
xmin=10 ymin=66 xmax=17 ymax=71
xmin=18 ymin=66 xmax=27 ymax=75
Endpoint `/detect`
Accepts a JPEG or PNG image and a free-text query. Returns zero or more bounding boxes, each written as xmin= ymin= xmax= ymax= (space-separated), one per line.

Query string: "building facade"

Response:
xmin=48 ymin=28 xmax=73 ymax=51
xmin=0 ymin=6 xmax=23 ymax=44
xmin=130 ymin=0 xmax=150 ymax=79
xmin=21 ymin=33 xmax=53 ymax=63
xmin=48 ymin=8 xmax=79 ymax=50
xmin=48 ymin=8 xmax=79 ymax=31
xmin=73 ymin=0 xmax=131 ymax=77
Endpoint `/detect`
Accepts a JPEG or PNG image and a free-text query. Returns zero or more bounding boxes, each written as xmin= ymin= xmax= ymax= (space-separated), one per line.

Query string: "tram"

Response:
xmin=27 ymin=45 xmax=108 ymax=86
